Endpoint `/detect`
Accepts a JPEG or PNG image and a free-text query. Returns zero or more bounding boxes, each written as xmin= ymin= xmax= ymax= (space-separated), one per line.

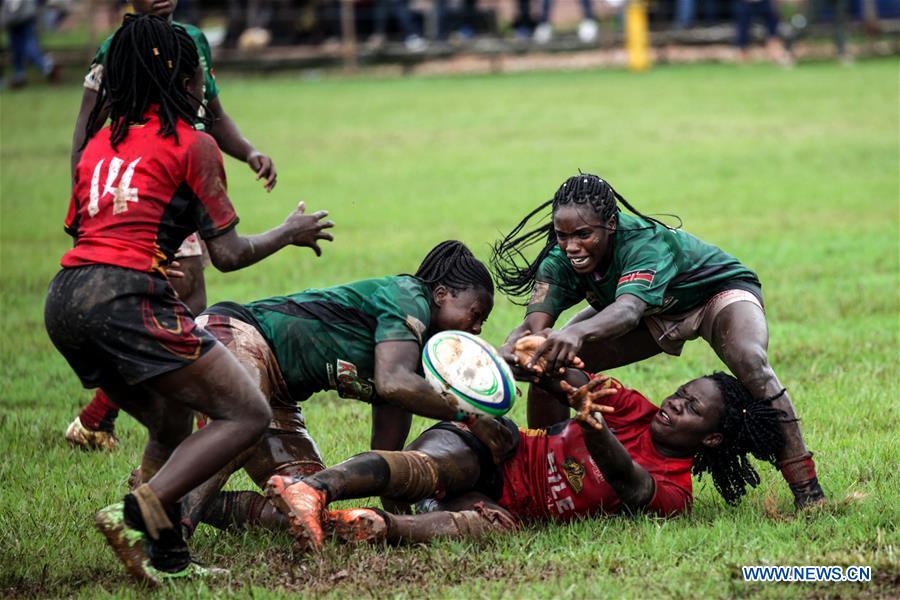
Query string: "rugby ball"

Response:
xmin=422 ymin=330 xmax=517 ymax=417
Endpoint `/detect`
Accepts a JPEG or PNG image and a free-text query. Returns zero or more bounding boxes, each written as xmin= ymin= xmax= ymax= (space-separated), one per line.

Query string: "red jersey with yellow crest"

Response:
xmin=498 ymin=377 xmax=694 ymax=520
xmin=62 ymin=110 xmax=238 ymax=274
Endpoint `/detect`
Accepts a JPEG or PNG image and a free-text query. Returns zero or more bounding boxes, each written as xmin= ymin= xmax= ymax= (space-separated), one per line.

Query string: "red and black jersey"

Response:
xmin=498 ymin=377 xmax=695 ymax=520
xmin=62 ymin=110 xmax=238 ymax=274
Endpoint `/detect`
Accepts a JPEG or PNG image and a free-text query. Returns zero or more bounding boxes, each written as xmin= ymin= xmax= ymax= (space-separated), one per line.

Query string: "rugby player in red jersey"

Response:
xmin=66 ymin=0 xmax=278 ymax=449
xmin=44 ymin=15 xmax=332 ymax=584
xmin=255 ymin=336 xmax=786 ymax=551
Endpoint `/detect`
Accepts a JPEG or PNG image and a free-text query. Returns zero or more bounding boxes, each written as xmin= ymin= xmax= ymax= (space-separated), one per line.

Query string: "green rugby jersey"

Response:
xmin=84 ymin=21 xmax=219 ymax=103
xmin=206 ymin=276 xmax=431 ymax=405
xmin=526 ymin=213 xmax=760 ymax=319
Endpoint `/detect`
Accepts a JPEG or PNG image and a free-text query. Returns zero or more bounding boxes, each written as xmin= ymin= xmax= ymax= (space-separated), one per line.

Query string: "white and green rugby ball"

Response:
xmin=422 ymin=330 xmax=517 ymax=417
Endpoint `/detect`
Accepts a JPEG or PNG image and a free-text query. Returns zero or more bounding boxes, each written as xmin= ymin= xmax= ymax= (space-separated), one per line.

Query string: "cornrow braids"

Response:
xmin=693 ymin=372 xmax=788 ymax=505
xmin=490 ymin=173 xmax=677 ymax=304
xmin=83 ymin=14 xmax=210 ymax=151
xmin=412 ymin=240 xmax=495 ymax=296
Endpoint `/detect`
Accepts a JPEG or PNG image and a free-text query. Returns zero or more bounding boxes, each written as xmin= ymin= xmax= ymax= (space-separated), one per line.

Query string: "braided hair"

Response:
xmin=490 ymin=173 xmax=675 ymax=304
xmin=83 ymin=14 xmax=210 ymax=151
xmin=412 ymin=240 xmax=494 ymax=297
xmin=694 ymin=372 xmax=788 ymax=505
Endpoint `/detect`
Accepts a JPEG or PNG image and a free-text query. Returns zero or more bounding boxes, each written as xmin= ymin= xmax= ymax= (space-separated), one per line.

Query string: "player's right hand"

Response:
xmin=283 ymin=201 xmax=334 ymax=256
xmin=560 ymin=378 xmax=616 ymax=432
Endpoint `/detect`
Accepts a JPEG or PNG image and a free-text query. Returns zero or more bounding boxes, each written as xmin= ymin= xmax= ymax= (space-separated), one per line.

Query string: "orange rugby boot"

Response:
xmin=265 ymin=476 xmax=327 ymax=552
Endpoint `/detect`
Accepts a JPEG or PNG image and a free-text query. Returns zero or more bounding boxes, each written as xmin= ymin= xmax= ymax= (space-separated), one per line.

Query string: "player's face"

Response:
xmin=650 ymin=377 xmax=724 ymax=455
xmin=552 ymin=204 xmax=615 ymax=275
xmin=432 ymin=286 xmax=493 ymax=335
xmin=131 ymin=0 xmax=177 ymax=17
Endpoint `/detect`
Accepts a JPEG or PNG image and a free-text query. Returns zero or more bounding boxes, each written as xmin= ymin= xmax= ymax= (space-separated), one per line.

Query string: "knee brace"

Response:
xmin=372 ymin=450 xmax=440 ymax=502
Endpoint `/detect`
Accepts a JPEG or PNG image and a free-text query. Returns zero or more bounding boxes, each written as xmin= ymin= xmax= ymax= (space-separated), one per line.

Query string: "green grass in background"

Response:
xmin=1 ymin=60 xmax=898 ymax=598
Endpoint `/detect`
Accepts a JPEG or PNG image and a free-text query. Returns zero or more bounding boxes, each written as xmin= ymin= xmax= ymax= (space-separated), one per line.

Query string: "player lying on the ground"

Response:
xmin=44 ymin=15 xmax=332 ymax=585
xmin=66 ymin=0 xmax=280 ymax=451
xmin=491 ymin=172 xmax=824 ymax=508
xmin=263 ymin=363 xmax=786 ymax=551
xmin=174 ymin=240 xmax=511 ymax=532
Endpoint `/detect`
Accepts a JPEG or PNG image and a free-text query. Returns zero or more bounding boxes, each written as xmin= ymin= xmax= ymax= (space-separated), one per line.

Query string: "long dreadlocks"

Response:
xmin=83 ymin=14 xmax=210 ymax=151
xmin=490 ymin=173 xmax=677 ymax=304
xmin=412 ymin=240 xmax=494 ymax=296
xmin=695 ymin=372 xmax=788 ymax=505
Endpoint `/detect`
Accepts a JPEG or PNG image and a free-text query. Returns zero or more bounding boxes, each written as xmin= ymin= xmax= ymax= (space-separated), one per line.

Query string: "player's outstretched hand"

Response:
xmin=283 ymin=202 xmax=334 ymax=256
xmin=468 ymin=416 xmax=515 ymax=465
xmin=560 ymin=378 xmax=616 ymax=432
xmin=248 ymin=151 xmax=277 ymax=192
xmin=514 ymin=334 xmax=584 ymax=375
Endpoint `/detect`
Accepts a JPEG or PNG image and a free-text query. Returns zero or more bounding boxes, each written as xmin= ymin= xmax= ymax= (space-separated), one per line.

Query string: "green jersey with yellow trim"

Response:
xmin=84 ymin=21 xmax=219 ymax=103
xmin=525 ymin=213 xmax=759 ymax=320
xmin=206 ymin=276 xmax=432 ymax=404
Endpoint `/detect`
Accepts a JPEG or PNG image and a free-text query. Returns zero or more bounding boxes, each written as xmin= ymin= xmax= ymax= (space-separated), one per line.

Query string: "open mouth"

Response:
xmin=569 ymin=256 xmax=591 ymax=268
xmin=656 ymin=409 xmax=671 ymax=425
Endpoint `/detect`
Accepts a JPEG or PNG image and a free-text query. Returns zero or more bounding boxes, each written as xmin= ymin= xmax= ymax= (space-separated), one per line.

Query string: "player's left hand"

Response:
xmin=560 ymin=377 xmax=616 ymax=432
xmin=523 ymin=331 xmax=585 ymax=375
xmin=248 ymin=151 xmax=277 ymax=192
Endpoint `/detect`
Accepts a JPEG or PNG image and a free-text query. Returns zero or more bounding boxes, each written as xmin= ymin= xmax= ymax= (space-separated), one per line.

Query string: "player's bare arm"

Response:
xmin=374 ymin=340 xmax=514 ymax=463
xmin=528 ymin=294 xmax=647 ymax=375
xmin=206 ymin=202 xmax=333 ymax=271
xmin=374 ymin=340 xmax=465 ymax=421
xmin=207 ymin=96 xmax=277 ymax=192
xmin=555 ymin=375 xmax=656 ymax=509
xmin=71 ymin=87 xmax=108 ymax=178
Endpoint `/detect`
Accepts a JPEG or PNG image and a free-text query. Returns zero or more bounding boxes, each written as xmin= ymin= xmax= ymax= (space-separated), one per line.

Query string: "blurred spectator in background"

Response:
xmin=2 ymin=0 xmax=60 ymax=89
xmin=436 ymin=0 xmax=479 ymax=40
xmin=734 ymin=0 xmax=792 ymax=64
xmin=367 ymin=0 xmax=426 ymax=50
xmin=674 ymin=0 xmax=718 ymax=28
xmin=511 ymin=0 xmax=537 ymax=38
xmin=533 ymin=0 xmax=598 ymax=43
xmin=805 ymin=0 xmax=849 ymax=61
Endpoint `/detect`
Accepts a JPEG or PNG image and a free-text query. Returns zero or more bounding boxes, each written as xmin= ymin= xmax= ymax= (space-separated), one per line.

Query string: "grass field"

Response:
xmin=1 ymin=59 xmax=898 ymax=598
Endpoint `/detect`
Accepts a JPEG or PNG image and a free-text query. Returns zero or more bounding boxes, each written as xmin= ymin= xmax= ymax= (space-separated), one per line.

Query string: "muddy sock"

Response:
xmin=79 ymin=389 xmax=119 ymax=432
xmin=306 ymin=452 xmax=391 ymax=502
xmin=202 ymin=491 xmax=270 ymax=531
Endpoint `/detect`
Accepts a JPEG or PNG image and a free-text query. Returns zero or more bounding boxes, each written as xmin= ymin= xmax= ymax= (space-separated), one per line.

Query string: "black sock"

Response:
xmin=123 ymin=493 xmax=191 ymax=573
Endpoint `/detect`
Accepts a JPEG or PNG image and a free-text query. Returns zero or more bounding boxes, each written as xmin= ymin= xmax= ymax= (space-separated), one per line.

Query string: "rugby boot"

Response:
xmin=327 ymin=508 xmax=388 ymax=544
xmin=94 ymin=502 xmax=160 ymax=587
xmin=265 ymin=476 xmax=327 ymax=552
xmin=66 ymin=416 xmax=119 ymax=451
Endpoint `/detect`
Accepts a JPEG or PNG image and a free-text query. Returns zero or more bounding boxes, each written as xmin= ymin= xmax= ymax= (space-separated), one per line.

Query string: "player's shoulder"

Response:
xmin=174 ymin=21 xmax=211 ymax=49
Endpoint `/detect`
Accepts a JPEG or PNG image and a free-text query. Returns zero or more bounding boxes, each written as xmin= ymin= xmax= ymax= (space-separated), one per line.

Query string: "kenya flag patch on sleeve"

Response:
xmin=617 ymin=270 xmax=655 ymax=289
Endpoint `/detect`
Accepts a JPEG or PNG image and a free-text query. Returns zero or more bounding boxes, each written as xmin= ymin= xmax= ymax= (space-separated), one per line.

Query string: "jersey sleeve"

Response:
xmin=525 ymin=249 xmax=585 ymax=319
xmin=593 ymin=376 xmax=658 ymax=430
xmin=186 ymin=25 xmax=219 ymax=102
xmin=184 ymin=133 xmax=238 ymax=239
xmin=83 ymin=37 xmax=111 ymax=91
xmin=613 ymin=229 xmax=678 ymax=308
xmin=644 ymin=477 xmax=692 ymax=517
xmin=371 ymin=280 xmax=431 ymax=346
